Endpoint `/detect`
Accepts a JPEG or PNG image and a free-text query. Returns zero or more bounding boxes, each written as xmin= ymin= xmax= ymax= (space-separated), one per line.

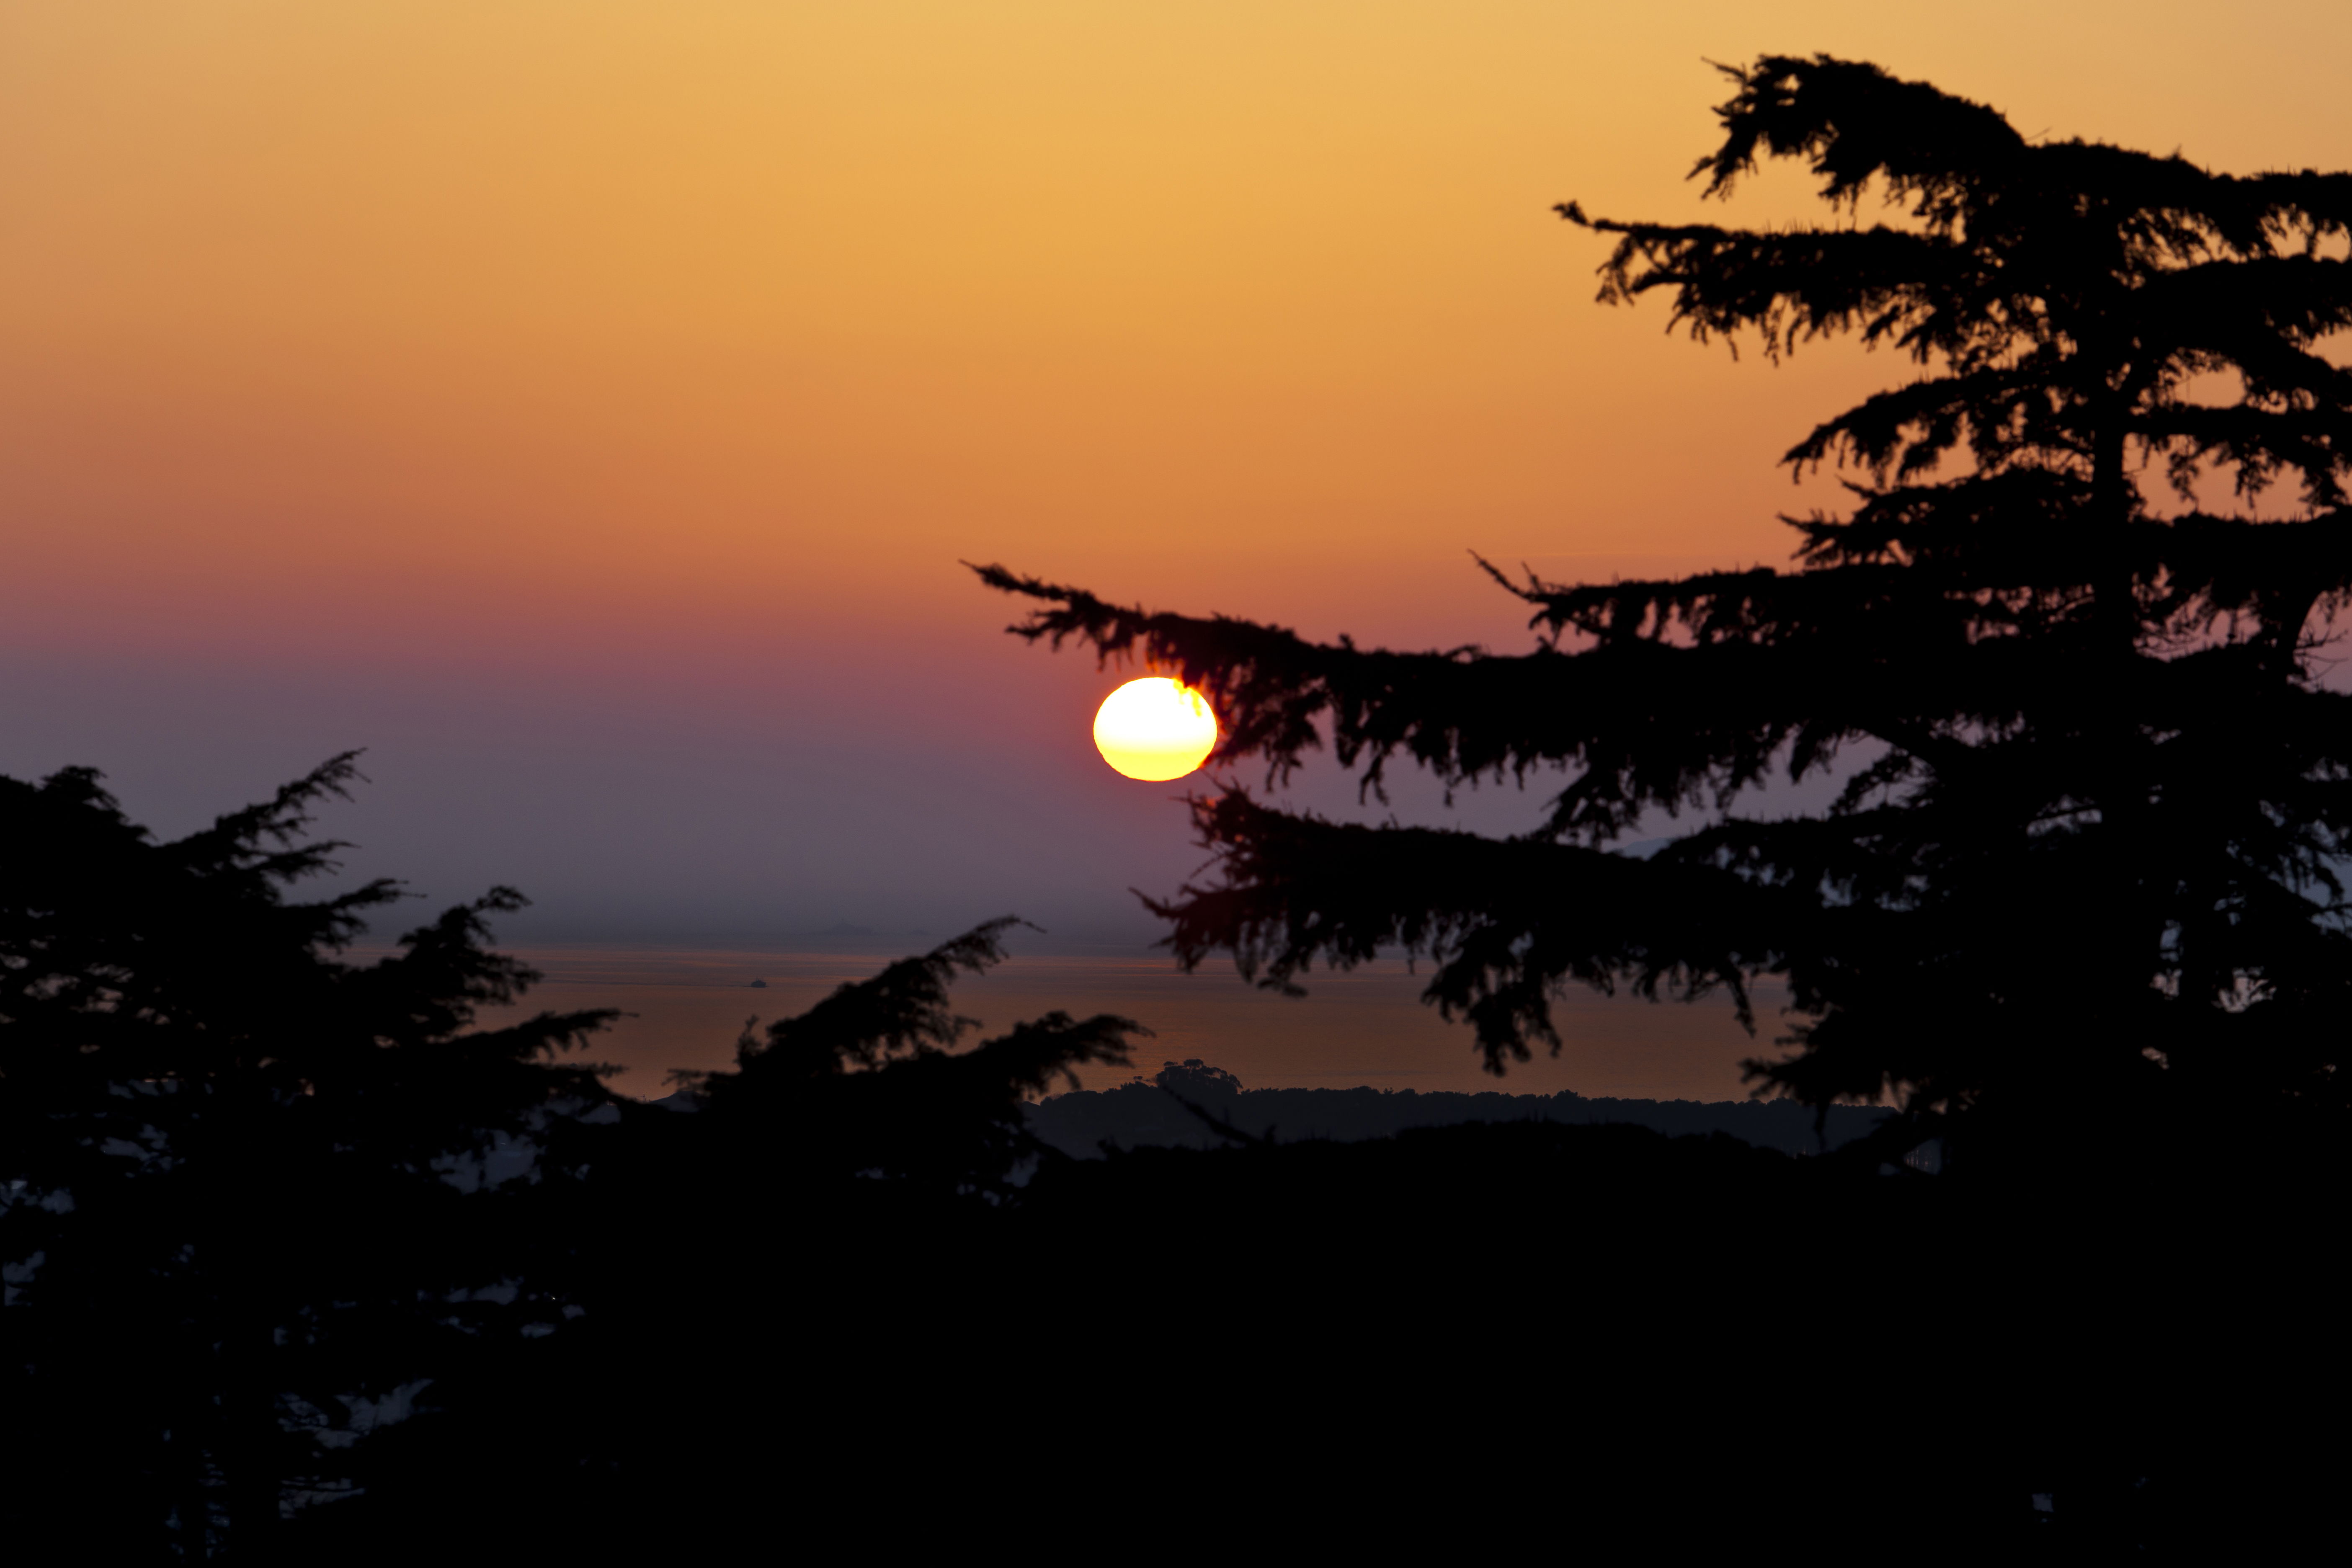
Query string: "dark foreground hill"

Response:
xmin=265 ymin=1113 xmax=2334 ymax=1563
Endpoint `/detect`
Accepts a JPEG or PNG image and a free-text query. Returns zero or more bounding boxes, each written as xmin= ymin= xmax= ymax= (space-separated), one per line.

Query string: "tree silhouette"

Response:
xmin=289 ymin=918 xmax=1149 ymax=1554
xmin=693 ymin=916 xmax=1144 ymax=1195
xmin=978 ymin=55 xmax=2352 ymax=1176
xmin=0 ymin=756 xmax=617 ymax=1556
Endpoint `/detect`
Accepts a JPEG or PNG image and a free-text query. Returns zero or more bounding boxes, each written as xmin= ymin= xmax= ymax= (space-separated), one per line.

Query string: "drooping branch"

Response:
xmin=1146 ymin=789 xmax=1790 ymax=1069
xmin=1692 ymin=54 xmax=2026 ymax=214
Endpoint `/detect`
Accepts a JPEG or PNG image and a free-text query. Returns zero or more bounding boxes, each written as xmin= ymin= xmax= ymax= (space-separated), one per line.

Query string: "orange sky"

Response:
xmin=5 ymin=2 xmax=2350 ymax=942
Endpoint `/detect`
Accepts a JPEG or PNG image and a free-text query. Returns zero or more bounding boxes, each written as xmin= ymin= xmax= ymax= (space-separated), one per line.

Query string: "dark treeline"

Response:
xmin=1028 ymin=1057 xmax=1899 ymax=1158
xmin=10 ymin=54 xmax=2352 ymax=1560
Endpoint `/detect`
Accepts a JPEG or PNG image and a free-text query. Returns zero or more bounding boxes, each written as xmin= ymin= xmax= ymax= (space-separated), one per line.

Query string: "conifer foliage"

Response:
xmin=979 ymin=56 xmax=2352 ymax=1170
xmin=0 ymin=756 xmax=618 ymax=1555
xmin=662 ymin=915 xmax=1145 ymax=1201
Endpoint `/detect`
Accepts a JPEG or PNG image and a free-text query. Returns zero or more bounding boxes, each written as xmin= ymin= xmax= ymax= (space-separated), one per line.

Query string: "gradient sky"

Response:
xmin=5 ymin=1 xmax=2349 ymax=947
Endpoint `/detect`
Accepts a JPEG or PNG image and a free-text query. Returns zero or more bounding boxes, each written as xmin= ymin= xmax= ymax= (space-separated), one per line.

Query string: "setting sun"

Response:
xmin=1092 ymin=678 xmax=1218 ymax=781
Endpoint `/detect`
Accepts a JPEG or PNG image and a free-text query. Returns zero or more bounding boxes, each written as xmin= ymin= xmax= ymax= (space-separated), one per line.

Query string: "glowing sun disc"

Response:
xmin=1093 ymin=677 xmax=1218 ymax=781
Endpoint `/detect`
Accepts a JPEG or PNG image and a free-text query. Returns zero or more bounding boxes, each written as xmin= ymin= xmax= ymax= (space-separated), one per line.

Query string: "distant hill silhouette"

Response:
xmin=1028 ymin=1058 xmax=1896 ymax=1161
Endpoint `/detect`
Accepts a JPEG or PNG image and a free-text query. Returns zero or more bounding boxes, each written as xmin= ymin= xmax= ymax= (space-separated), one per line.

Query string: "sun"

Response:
xmin=1093 ymin=677 xmax=1218 ymax=781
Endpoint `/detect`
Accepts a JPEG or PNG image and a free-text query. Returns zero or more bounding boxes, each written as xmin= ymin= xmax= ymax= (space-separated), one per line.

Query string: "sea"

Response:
xmin=474 ymin=943 xmax=1790 ymax=1103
